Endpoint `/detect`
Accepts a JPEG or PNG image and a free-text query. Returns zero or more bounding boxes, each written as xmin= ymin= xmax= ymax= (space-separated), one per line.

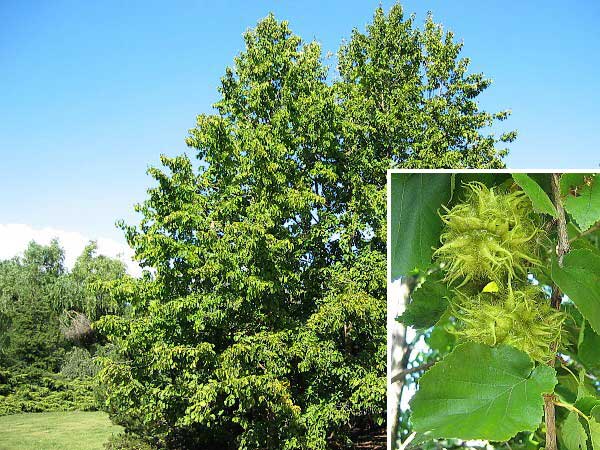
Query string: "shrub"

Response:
xmin=60 ymin=347 xmax=100 ymax=379
xmin=0 ymin=367 xmax=97 ymax=416
xmin=104 ymin=433 xmax=156 ymax=450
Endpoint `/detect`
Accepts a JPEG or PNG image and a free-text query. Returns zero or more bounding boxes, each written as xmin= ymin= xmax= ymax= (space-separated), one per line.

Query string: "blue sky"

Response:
xmin=1 ymin=0 xmax=599 ymax=250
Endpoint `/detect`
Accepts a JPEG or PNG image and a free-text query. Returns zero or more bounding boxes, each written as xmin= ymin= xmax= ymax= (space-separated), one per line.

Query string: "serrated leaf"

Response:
xmin=398 ymin=273 xmax=449 ymax=329
xmin=410 ymin=342 xmax=557 ymax=441
xmin=390 ymin=173 xmax=452 ymax=279
xmin=561 ymin=173 xmax=600 ymax=231
xmin=574 ymin=396 xmax=600 ymax=416
xmin=512 ymin=173 xmax=557 ymax=217
xmin=551 ymin=249 xmax=600 ymax=334
xmin=588 ymin=406 xmax=600 ymax=450
xmin=556 ymin=374 xmax=580 ymax=404
xmin=561 ymin=174 xmax=586 ymax=196
xmin=560 ymin=411 xmax=587 ymax=450
xmin=574 ymin=369 xmax=598 ymax=401
xmin=579 ymin=321 xmax=600 ymax=373
xmin=590 ymin=417 xmax=600 ymax=450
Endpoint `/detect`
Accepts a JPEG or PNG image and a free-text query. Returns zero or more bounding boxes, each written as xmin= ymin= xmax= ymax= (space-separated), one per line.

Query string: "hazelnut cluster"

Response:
xmin=436 ymin=182 xmax=564 ymax=362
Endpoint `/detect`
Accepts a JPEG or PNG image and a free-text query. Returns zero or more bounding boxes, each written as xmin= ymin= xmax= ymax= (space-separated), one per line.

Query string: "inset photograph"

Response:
xmin=388 ymin=171 xmax=600 ymax=450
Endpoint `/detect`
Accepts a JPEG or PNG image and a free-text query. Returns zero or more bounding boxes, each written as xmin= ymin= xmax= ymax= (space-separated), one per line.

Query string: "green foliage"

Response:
xmin=559 ymin=412 xmax=587 ymax=450
xmin=398 ymin=272 xmax=449 ymax=329
xmin=0 ymin=239 xmax=127 ymax=421
xmin=104 ymin=433 xmax=156 ymax=450
xmin=393 ymin=172 xmax=600 ymax=446
xmin=0 ymin=367 xmax=97 ymax=416
xmin=590 ymin=408 xmax=600 ymax=450
xmin=578 ymin=321 xmax=600 ymax=373
xmin=410 ymin=343 xmax=557 ymax=441
xmin=0 ymin=240 xmax=126 ymax=369
xmin=337 ymin=6 xmax=514 ymax=170
xmin=61 ymin=347 xmax=100 ymax=379
xmin=0 ymin=242 xmax=68 ymax=370
xmin=51 ymin=241 xmax=128 ymax=322
xmin=551 ymin=248 xmax=600 ymax=334
xmin=22 ymin=239 xmax=66 ymax=279
xmin=561 ymin=173 xmax=600 ymax=231
xmin=512 ymin=173 xmax=557 ymax=218
xmin=390 ymin=174 xmax=453 ymax=278
xmin=97 ymin=5 xmax=515 ymax=449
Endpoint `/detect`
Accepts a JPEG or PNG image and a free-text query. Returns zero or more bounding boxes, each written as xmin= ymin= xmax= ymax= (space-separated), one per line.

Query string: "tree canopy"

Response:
xmin=96 ymin=5 xmax=515 ymax=449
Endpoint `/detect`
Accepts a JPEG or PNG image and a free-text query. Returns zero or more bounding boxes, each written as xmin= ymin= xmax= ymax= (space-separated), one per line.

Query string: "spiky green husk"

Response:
xmin=435 ymin=182 xmax=542 ymax=287
xmin=452 ymin=286 xmax=565 ymax=363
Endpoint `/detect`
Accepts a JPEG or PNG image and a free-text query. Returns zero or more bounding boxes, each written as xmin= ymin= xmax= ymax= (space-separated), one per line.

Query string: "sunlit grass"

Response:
xmin=0 ymin=411 xmax=122 ymax=450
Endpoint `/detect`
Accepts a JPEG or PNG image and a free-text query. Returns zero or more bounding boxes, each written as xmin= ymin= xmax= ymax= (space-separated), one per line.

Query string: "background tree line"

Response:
xmin=0 ymin=239 xmax=129 ymax=416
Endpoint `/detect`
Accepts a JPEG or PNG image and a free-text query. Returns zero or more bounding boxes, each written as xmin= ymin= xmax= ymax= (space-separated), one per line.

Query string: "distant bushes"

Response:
xmin=104 ymin=433 xmax=156 ymax=450
xmin=0 ymin=343 xmax=119 ymax=416
xmin=60 ymin=347 xmax=100 ymax=379
xmin=0 ymin=366 xmax=97 ymax=416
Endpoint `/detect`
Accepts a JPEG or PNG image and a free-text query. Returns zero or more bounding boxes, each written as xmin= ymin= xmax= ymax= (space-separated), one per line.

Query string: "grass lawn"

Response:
xmin=0 ymin=411 xmax=123 ymax=450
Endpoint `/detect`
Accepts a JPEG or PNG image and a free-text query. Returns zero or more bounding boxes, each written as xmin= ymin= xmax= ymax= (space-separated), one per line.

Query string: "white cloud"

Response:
xmin=0 ymin=223 xmax=142 ymax=277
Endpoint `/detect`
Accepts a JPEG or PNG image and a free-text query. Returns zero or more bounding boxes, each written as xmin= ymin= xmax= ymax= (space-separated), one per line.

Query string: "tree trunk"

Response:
xmin=388 ymin=277 xmax=412 ymax=449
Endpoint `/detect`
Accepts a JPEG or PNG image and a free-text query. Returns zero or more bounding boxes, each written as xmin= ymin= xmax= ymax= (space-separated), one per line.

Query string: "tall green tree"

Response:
xmin=97 ymin=5 xmax=514 ymax=449
xmin=0 ymin=240 xmax=67 ymax=369
xmin=51 ymin=241 xmax=128 ymax=322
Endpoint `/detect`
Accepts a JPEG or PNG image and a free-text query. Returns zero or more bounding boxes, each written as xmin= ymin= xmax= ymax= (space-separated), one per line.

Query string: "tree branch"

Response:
xmin=568 ymin=220 xmax=600 ymax=244
xmin=397 ymin=432 xmax=417 ymax=450
xmin=390 ymin=360 xmax=436 ymax=384
xmin=552 ymin=173 xmax=570 ymax=267
xmin=544 ymin=394 xmax=557 ymax=449
xmin=544 ymin=173 xmax=571 ymax=450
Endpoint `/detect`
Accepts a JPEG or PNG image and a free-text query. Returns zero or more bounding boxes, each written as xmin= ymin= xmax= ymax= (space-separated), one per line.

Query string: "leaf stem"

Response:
xmin=568 ymin=220 xmax=600 ymax=244
xmin=560 ymin=363 xmax=579 ymax=385
xmin=554 ymin=401 xmax=590 ymax=423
